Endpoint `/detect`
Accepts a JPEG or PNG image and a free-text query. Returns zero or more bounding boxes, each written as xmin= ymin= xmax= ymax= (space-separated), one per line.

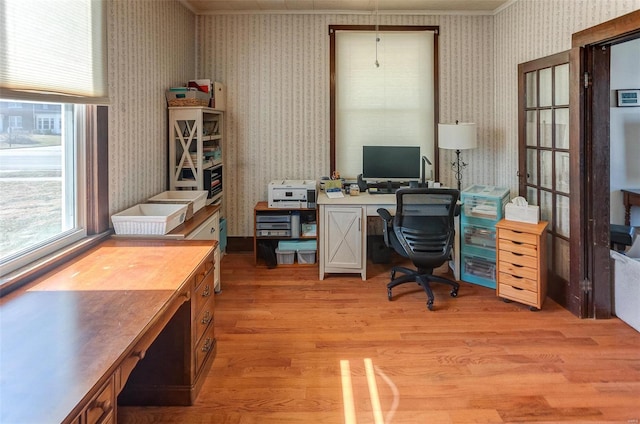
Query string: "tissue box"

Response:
xmin=505 ymin=203 xmax=540 ymax=224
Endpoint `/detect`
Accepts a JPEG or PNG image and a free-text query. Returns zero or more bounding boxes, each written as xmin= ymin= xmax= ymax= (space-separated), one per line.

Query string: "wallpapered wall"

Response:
xmin=197 ymin=13 xmax=495 ymax=237
xmin=105 ymin=0 xmax=640 ymax=238
xmin=493 ymin=0 xmax=640 ymax=195
xmin=107 ymin=0 xmax=195 ymax=215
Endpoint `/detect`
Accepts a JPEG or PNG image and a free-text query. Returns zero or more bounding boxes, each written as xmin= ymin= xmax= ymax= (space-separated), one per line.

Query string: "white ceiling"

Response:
xmin=180 ymin=0 xmax=512 ymax=14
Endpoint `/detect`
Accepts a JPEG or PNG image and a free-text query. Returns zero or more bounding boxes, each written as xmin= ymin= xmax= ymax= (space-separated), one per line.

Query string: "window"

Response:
xmin=0 ymin=100 xmax=86 ymax=274
xmin=329 ymin=26 xmax=438 ymax=179
xmin=0 ymin=0 xmax=108 ymax=292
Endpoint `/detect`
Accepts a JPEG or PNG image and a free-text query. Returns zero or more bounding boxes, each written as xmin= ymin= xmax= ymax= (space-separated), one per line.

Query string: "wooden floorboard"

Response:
xmin=119 ymin=253 xmax=640 ymax=423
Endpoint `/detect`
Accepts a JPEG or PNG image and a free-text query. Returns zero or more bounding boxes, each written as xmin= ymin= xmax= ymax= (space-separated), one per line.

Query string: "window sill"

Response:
xmin=0 ymin=231 xmax=113 ymax=297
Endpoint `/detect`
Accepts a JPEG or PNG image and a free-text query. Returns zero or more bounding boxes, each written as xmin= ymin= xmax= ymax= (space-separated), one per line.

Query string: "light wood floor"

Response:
xmin=119 ymin=253 xmax=640 ymax=423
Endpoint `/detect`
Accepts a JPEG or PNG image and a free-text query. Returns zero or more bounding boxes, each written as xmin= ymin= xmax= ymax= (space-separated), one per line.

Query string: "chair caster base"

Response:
xmin=427 ymin=300 xmax=434 ymax=311
xmin=450 ymin=288 xmax=458 ymax=297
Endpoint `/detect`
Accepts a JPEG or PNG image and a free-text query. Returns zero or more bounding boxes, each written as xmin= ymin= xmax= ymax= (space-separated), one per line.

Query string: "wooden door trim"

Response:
xmin=570 ymin=9 xmax=640 ymax=318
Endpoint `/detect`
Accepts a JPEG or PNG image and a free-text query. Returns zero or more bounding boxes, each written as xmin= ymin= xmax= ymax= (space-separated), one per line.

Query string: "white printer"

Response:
xmin=268 ymin=180 xmax=317 ymax=209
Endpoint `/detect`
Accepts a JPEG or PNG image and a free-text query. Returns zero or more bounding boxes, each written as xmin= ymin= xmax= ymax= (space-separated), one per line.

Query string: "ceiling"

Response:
xmin=180 ymin=0 xmax=512 ymax=14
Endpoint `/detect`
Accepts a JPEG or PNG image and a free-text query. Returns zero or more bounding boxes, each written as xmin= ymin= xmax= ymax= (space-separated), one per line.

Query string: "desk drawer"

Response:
xmin=366 ymin=204 xmax=395 ymax=216
xmin=499 ymin=228 xmax=538 ymax=245
xmin=194 ymin=253 xmax=215 ymax=289
xmin=498 ymin=249 xmax=538 ymax=268
xmin=194 ymin=269 xmax=214 ymax=314
xmin=498 ymin=239 xmax=538 ymax=257
xmin=194 ymin=324 xmax=216 ymax=374
xmin=195 ymin=295 xmax=214 ymax=344
xmin=499 ymin=283 xmax=537 ymax=305
xmin=498 ymin=272 xmax=538 ymax=292
xmin=85 ymin=377 xmax=115 ymax=424
xmin=498 ymin=260 xmax=537 ymax=280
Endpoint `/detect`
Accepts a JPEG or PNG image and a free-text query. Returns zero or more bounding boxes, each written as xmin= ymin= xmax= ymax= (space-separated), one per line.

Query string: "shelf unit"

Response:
xmin=460 ymin=185 xmax=510 ymax=289
xmin=168 ymin=106 xmax=224 ymax=205
xmin=495 ymin=219 xmax=548 ymax=310
xmin=254 ymin=202 xmax=318 ymax=267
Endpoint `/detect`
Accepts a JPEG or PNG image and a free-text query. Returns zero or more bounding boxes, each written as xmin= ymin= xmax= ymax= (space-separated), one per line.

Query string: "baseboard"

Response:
xmin=226 ymin=236 xmax=254 ymax=252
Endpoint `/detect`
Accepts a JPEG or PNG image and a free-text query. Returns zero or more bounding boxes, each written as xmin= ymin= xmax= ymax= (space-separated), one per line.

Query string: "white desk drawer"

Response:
xmin=366 ymin=204 xmax=395 ymax=216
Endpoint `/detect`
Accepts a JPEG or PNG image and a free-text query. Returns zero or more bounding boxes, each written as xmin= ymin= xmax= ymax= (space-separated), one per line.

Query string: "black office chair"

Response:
xmin=377 ymin=188 xmax=460 ymax=310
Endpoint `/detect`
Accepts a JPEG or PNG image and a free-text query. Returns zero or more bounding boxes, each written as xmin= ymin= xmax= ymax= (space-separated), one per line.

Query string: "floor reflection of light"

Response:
xmin=341 ymin=358 xmax=394 ymax=424
xmin=340 ymin=359 xmax=357 ymax=423
xmin=364 ymin=358 xmax=384 ymax=424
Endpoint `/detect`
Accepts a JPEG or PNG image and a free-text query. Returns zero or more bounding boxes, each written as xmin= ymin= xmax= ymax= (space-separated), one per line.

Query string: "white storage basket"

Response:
xmin=147 ymin=190 xmax=207 ymax=214
xmin=111 ymin=203 xmax=188 ymax=235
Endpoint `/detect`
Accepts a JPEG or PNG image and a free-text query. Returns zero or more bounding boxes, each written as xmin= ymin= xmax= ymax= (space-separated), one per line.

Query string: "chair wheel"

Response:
xmin=450 ymin=289 xmax=458 ymax=297
xmin=427 ymin=300 xmax=434 ymax=311
xmin=529 ymin=306 xmax=539 ymax=312
xmin=387 ymin=288 xmax=393 ymax=301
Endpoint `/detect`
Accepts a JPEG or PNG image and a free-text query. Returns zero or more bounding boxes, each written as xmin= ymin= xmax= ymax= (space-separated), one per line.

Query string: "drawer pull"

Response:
xmin=512 ymin=286 xmax=524 ymax=291
xmin=92 ymin=399 xmax=112 ymax=413
xmin=202 ymin=284 xmax=211 ymax=297
xmin=202 ymin=337 xmax=213 ymax=352
xmin=201 ymin=311 xmax=213 ymax=325
xmin=511 ymin=240 xmax=523 ymax=245
xmin=513 ymin=252 xmax=524 ymax=256
xmin=512 ymin=263 xmax=524 ymax=268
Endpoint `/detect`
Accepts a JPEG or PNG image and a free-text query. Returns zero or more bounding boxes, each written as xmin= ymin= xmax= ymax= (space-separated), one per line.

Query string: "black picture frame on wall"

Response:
xmin=616 ymin=89 xmax=640 ymax=107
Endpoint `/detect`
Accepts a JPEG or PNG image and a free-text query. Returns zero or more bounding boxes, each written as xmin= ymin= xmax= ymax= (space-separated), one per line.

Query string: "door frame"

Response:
xmin=570 ymin=10 xmax=640 ymax=318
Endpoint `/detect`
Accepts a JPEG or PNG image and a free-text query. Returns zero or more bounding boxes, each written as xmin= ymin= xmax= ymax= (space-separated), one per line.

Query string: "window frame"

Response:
xmin=329 ymin=25 xmax=440 ymax=178
xmin=0 ymin=105 xmax=110 ymax=296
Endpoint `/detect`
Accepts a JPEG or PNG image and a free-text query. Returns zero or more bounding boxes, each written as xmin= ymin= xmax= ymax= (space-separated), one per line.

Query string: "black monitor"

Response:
xmin=362 ymin=145 xmax=421 ymax=181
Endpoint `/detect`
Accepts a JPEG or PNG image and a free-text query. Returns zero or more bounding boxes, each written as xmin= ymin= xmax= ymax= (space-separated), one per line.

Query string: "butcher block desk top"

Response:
xmin=0 ymin=238 xmax=216 ymax=424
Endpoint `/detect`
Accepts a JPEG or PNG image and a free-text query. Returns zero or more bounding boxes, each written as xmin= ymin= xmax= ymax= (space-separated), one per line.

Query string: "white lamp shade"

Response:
xmin=438 ymin=122 xmax=477 ymax=150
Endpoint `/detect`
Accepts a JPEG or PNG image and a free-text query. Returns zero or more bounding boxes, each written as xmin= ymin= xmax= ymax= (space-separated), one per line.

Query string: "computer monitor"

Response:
xmin=362 ymin=145 xmax=421 ymax=182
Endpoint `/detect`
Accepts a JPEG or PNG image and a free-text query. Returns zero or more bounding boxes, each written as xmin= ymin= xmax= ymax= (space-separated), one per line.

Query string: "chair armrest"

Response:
xmin=377 ymin=208 xmax=393 ymax=247
xmin=377 ymin=208 xmax=393 ymax=223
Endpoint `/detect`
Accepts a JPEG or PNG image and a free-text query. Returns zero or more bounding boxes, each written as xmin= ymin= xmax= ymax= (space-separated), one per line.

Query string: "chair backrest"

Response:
xmin=393 ymin=188 xmax=460 ymax=270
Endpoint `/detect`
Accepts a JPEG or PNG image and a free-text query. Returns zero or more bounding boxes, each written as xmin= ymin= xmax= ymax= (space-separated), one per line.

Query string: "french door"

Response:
xmin=518 ymin=52 xmax=572 ymax=311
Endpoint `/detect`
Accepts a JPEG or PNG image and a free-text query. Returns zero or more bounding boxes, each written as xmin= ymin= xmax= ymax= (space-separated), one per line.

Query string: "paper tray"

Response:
xmin=111 ymin=203 xmax=188 ymax=235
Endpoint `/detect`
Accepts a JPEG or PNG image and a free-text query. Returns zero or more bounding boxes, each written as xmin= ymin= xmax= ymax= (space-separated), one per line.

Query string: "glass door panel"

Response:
xmin=526 ymin=111 xmax=538 ymax=146
xmin=555 ymin=108 xmax=570 ymax=149
xmin=539 ymin=67 xmax=553 ymax=107
xmin=540 ymin=109 xmax=553 ymax=147
xmin=554 ymin=64 xmax=570 ymax=105
xmin=518 ymin=51 xmax=570 ymax=307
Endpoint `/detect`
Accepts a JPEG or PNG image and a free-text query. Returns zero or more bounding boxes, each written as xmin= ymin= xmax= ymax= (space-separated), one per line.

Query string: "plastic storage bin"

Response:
xmin=462 ymin=253 xmax=497 ymax=288
xmin=111 ymin=203 xmax=188 ymax=235
xmin=297 ymin=250 xmax=317 ymax=264
xmin=278 ymin=239 xmax=317 ymax=251
xmin=463 ymin=223 xmax=497 ymax=258
xmin=461 ymin=185 xmax=510 ymax=223
xmin=275 ymin=248 xmax=295 ymax=265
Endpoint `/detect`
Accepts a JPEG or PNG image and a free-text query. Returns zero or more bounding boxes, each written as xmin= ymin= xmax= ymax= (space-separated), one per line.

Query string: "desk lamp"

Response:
xmin=438 ymin=121 xmax=477 ymax=191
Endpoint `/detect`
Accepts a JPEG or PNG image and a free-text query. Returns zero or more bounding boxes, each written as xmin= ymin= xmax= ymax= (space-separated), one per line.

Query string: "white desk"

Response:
xmin=317 ymin=191 xmax=460 ymax=281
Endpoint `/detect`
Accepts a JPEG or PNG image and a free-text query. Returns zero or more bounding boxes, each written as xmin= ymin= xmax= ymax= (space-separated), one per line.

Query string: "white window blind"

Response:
xmin=335 ymin=30 xmax=435 ymax=179
xmin=0 ymin=0 xmax=108 ymax=104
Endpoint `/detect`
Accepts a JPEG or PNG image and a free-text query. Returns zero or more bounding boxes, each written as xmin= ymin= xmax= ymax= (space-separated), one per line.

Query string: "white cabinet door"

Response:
xmin=321 ymin=205 xmax=365 ymax=279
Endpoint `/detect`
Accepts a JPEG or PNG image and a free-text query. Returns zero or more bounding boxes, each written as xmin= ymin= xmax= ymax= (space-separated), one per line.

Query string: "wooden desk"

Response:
xmin=622 ymin=189 xmax=640 ymax=226
xmin=0 ymin=239 xmax=218 ymax=424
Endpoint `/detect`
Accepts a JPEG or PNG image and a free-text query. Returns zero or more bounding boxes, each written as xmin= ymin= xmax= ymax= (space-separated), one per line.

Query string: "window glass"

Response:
xmin=0 ymin=100 xmax=86 ymax=275
xmin=334 ymin=30 xmax=435 ymax=179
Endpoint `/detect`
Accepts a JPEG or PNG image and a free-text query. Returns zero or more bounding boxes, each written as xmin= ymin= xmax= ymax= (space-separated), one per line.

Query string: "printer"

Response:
xmin=268 ymin=180 xmax=317 ymax=209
